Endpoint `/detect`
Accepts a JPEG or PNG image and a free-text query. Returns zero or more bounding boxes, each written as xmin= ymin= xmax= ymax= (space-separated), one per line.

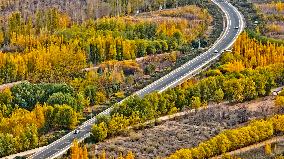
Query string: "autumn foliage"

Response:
xmin=231 ymin=32 xmax=284 ymax=68
xmin=71 ymin=140 xmax=88 ymax=159
xmin=168 ymin=114 xmax=284 ymax=159
xmin=0 ymin=6 xmax=211 ymax=84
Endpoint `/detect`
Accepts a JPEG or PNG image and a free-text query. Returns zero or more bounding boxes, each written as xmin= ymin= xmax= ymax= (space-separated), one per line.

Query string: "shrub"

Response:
xmin=265 ymin=143 xmax=272 ymax=155
xmin=275 ymin=96 xmax=284 ymax=109
xmin=144 ymin=64 xmax=156 ymax=75
xmin=47 ymin=92 xmax=77 ymax=110
xmin=146 ymin=44 xmax=157 ymax=55
xmin=91 ymin=122 xmax=108 ymax=142
xmin=191 ymin=96 xmax=202 ymax=109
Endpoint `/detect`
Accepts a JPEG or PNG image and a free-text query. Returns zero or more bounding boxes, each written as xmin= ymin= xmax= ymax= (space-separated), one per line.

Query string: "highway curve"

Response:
xmin=28 ymin=0 xmax=245 ymax=158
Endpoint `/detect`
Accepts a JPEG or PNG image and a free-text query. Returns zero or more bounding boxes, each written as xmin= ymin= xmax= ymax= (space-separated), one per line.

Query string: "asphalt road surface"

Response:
xmin=28 ymin=0 xmax=244 ymax=158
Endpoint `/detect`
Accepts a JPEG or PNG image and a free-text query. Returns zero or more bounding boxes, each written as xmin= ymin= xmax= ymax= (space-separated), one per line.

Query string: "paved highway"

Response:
xmin=28 ymin=0 xmax=244 ymax=158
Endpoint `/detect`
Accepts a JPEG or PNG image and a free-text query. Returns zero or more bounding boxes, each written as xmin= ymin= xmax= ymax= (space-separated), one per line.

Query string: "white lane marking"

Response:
xmin=157 ymin=0 xmax=244 ymax=92
xmin=28 ymin=1 xmax=245 ymax=159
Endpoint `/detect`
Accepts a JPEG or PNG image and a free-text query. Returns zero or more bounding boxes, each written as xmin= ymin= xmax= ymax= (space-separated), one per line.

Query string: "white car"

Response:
xmin=214 ymin=50 xmax=218 ymax=53
xmin=234 ymin=26 xmax=239 ymax=29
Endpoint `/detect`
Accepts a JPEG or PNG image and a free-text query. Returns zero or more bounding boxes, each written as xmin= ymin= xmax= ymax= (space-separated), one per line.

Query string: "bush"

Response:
xmin=191 ymin=96 xmax=202 ymax=109
xmin=179 ymin=43 xmax=192 ymax=53
xmin=52 ymin=105 xmax=78 ymax=129
xmin=269 ymin=115 xmax=284 ymax=133
xmin=47 ymin=92 xmax=77 ymax=110
xmin=146 ymin=44 xmax=157 ymax=55
xmin=144 ymin=64 xmax=156 ymax=75
xmin=265 ymin=143 xmax=272 ymax=155
xmin=11 ymin=82 xmax=43 ymax=110
xmin=91 ymin=122 xmax=108 ymax=142
xmin=275 ymin=96 xmax=284 ymax=108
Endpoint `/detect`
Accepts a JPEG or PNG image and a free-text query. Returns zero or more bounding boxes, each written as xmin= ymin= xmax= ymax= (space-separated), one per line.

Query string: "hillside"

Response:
xmin=0 ymin=0 xmax=284 ymax=159
xmin=0 ymin=1 xmax=220 ymax=158
xmin=85 ymin=96 xmax=276 ymax=158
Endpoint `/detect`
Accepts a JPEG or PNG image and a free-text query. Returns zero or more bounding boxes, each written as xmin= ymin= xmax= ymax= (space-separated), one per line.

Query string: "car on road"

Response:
xmin=225 ymin=49 xmax=232 ymax=52
xmin=74 ymin=129 xmax=79 ymax=134
xmin=214 ymin=50 xmax=218 ymax=53
xmin=234 ymin=26 xmax=239 ymax=29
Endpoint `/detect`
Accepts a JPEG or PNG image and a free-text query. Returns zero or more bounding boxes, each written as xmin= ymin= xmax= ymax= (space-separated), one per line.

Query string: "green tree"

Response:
xmin=275 ymin=96 xmax=284 ymax=112
xmin=84 ymin=85 xmax=97 ymax=105
xmin=0 ymin=133 xmax=16 ymax=157
xmin=108 ymin=113 xmax=129 ymax=136
xmin=213 ymin=88 xmax=224 ymax=103
xmin=191 ymin=96 xmax=202 ymax=109
xmin=223 ymin=79 xmax=244 ymax=102
xmin=11 ymin=82 xmax=44 ymax=111
xmin=8 ymin=12 xmax=22 ymax=38
xmin=91 ymin=122 xmax=108 ymax=142
xmin=53 ymin=105 xmax=78 ymax=129
xmin=47 ymin=93 xmax=77 ymax=110
xmin=243 ymin=78 xmax=257 ymax=100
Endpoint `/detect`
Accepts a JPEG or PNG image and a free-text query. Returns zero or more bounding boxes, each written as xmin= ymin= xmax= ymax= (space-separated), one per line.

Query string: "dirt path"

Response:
xmin=0 ymin=146 xmax=46 ymax=159
xmin=212 ymin=136 xmax=284 ymax=159
xmin=0 ymin=81 xmax=25 ymax=91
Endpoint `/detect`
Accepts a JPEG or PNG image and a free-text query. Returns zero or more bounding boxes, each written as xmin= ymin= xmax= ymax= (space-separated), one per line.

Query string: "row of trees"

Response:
xmin=168 ymin=114 xmax=284 ymax=159
xmin=231 ymin=32 xmax=284 ymax=68
xmin=2 ymin=5 xmax=210 ymax=47
xmin=0 ymin=0 xmax=209 ymax=23
xmin=70 ymin=140 xmax=88 ymax=159
xmin=0 ymin=5 xmax=211 ymax=84
xmin=89 ymin=34 xmax=284 ymax=144
xmin=0 ymin=104 xmax=79 ymax=157
xmin=0 ymin=82 xmax=84 ymax=112
xmin=0 ymin=41 xmax=87 ymax=84
xmin=0 ymin=82 xmax=82 ymax=157
xmin=87 ymin=37 xmax=171 ymax=63
xmin=90 ymin=62 xmax=284 ymax=143
xmin=6 ymin=9 xmax=70 ymax=37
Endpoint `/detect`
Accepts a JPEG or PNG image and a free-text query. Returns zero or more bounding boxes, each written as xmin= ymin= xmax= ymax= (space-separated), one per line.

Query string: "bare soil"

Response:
xmin=87 ymin=96 xmax=278 ymax=159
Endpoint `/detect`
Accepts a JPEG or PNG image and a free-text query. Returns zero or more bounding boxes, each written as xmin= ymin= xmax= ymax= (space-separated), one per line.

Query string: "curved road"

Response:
xmin=28 ymin=0 xmax=244 ymax=158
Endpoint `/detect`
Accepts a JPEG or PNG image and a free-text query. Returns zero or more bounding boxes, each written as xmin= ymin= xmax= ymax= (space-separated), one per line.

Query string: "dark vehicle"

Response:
xmin=74 ymin=129 xmax=79 ymax=134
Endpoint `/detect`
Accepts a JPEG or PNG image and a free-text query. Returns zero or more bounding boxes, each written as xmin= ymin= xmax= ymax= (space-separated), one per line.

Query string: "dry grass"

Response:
xmin=87 ymin=96 xmax=277 ymax=159
xmin=254 ymin=1 xmax=284 ymax=39
xmin=237 ymin=141 xmax=284 ymax=159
